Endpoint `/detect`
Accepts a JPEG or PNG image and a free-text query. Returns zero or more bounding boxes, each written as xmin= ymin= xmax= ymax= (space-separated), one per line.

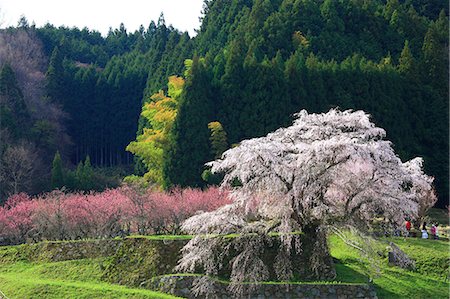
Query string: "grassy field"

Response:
xmin=0 ymin=233 xmax=448 ymax=298
xmin=330 ymin=235 xmax=449 ymax=298
xmin=0 ymin=258 xmax=180 ymax=299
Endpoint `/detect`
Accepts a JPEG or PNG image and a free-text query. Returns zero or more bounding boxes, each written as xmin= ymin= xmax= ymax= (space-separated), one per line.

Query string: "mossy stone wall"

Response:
xmin=149 ymin=275 xmax=378 ymax=299
xmin=101 ymin=238 xmax=186 ymax=286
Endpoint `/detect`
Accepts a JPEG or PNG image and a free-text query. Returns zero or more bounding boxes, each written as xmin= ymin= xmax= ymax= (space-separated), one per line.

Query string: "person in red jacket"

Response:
xmin=405 ymin=220 xmax=412 ymax=237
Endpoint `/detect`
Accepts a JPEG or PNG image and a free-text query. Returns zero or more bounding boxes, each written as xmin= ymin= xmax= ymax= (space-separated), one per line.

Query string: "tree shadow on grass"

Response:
xmin=374 ymin=267 xmax=449 ymax=298
xmin=334 ymin=261 xmax=368 ymax=283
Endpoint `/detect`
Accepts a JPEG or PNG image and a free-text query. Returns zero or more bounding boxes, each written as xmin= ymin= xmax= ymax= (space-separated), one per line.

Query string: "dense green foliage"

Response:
xmin=0 ymin=64 xmax=30 ymax=140
xmin=208 ymin=121 xmax=229 ymax=159
xmin=56 ymin=155 xmax=121 ymax=192
xmin=51 ymin=151 xmax=64 ymax=189
xmin=163 ymin=57 xmax=216 ymax=188
xmin=153 ymin=0 xmax=449 ymax=206
xmin=0 ymin=63 xmax=47 ymax=200
xmin=39 ymin=14 xmax=193 ymax=167
xmin=1 ymin=0 xmax=448 ymax=206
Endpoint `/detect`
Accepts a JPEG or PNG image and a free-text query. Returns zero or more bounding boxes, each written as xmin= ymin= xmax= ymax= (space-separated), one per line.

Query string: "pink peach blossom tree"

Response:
xmin=0 ymin=186 xmax=231 ymax=244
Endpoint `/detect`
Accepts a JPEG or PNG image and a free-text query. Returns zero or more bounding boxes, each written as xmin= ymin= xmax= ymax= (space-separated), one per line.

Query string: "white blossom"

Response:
xmin=177 ymin=109 xmax=436 ymax=296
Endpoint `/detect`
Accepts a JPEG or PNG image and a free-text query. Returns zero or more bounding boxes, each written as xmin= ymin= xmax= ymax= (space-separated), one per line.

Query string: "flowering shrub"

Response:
xmin=0 ymin=193 xmax=37 ymax=244
xmin=0 ymin=187 xmax=231 ymax=245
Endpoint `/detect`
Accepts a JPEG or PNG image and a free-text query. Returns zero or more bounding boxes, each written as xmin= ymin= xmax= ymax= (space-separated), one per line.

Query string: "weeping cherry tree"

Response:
xmin=176 ymin=109 xmax=436 ymax=296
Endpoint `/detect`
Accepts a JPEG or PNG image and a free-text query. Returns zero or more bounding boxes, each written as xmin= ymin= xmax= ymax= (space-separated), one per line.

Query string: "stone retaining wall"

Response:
xmin=149 ymin=275 xmax=378 ymax=299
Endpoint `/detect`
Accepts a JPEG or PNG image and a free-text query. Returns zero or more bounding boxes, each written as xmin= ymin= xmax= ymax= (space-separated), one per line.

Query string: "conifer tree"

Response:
xmin=218 ymin=37 xmax=247 ymax=143
xmin=421 ymin=11 xmax=448 ymax=91
xmin=84 ymin=156 xmax=94 ymax=189
xmin=0 ymin=64 xmax=30 ymax=138
xmin=208 ymin=121 xmax=228 ymax=159
xmin=45 ymin=46 xmax=65 ymax=103
xmin=398 ymin=40 xmax=417 ymax=80
xmin=51 ymin=151 xmax=65 ymax=189
xmin=74 ymin=161 xmax=84 ymax=188
xmin=383 ymin=0 xmax=400 ymax=20
xmin=163 ymin=57 xmax=214 ymax=188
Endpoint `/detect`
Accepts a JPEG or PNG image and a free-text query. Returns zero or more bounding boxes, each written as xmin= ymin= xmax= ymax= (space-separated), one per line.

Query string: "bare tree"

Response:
xmin=0 ymin=29 xmax=71 ymax=158
xmin=0 ymin=143 xmax=38 ymax=195
xmin=176 ymin=109 xmax=436 ymax=296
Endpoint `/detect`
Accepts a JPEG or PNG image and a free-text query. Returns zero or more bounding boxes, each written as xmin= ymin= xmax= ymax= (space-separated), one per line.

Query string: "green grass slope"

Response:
xmin=0 ymin=235 xmax=448 ymax=299
xmin=0 ymin=259 xmax=181 ymax=299
xmin=330 ymin=235 xmax=449 ymax=299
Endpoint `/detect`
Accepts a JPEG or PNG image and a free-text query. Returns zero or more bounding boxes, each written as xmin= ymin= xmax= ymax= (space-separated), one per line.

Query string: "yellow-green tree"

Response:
xmin=126 ymin=76 xmax=184 ymax=186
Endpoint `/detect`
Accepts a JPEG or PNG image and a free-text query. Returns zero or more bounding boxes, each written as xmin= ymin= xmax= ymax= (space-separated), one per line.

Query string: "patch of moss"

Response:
xmin=0 ymin=240 xmax=122 ymax=264
xmin=0 ymin=243 xmax=41 ymax=263
xmin=101 ymin=238 xmax=186 ymax=287
xmin=0 ymin=245 xmax=23 ymax=263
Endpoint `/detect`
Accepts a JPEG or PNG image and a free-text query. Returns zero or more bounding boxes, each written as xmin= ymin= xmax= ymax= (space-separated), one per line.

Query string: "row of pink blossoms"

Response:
xmin=0 ymin=187 xmax=231 ymax=245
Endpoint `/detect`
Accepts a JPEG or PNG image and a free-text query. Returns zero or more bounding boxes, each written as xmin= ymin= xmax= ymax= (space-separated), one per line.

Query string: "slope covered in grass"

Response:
xmin=0 ymin=259 xmax=180 ymax=299
xmin=0 ymin=235 xmax=448 ymax=298
xmin=330 ymin=235 xmax=449 ymax=298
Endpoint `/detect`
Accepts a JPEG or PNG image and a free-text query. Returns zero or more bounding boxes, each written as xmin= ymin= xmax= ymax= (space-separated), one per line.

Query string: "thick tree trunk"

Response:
xmin=293 ymin=224 xmax=336 ymax=280
xmin=218 ymin=225 xmax=336 ymax=281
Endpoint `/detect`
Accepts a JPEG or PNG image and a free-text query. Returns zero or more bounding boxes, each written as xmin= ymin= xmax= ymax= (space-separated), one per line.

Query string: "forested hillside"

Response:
xmin=0 ymin=28 xmax=70 ymax=199
xmin=0 ymin=0 xmax=448 ymax=207
xmin=160 ymin=0 xmax=449 ymax=207
xmin=39 ymin=14 xmax=194 ymax=166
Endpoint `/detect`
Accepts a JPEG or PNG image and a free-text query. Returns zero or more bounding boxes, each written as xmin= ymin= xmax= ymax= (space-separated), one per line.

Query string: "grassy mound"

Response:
xmin=0 ymin=234 xmax=448 ymax=298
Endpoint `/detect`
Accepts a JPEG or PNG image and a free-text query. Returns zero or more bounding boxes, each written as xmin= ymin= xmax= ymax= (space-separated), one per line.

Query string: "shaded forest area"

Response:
xmin=0 ymin=0 xmax=448 ymax=207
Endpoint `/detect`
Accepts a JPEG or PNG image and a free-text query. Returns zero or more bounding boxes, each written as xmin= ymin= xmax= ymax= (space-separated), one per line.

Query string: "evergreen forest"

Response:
xmin=0 ymin=0 xmax=448 ymax=208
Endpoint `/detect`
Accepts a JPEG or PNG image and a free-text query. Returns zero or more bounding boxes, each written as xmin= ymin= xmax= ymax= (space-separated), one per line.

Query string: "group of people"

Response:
xmin=405 ymin=220 xmax=439 ymax=239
